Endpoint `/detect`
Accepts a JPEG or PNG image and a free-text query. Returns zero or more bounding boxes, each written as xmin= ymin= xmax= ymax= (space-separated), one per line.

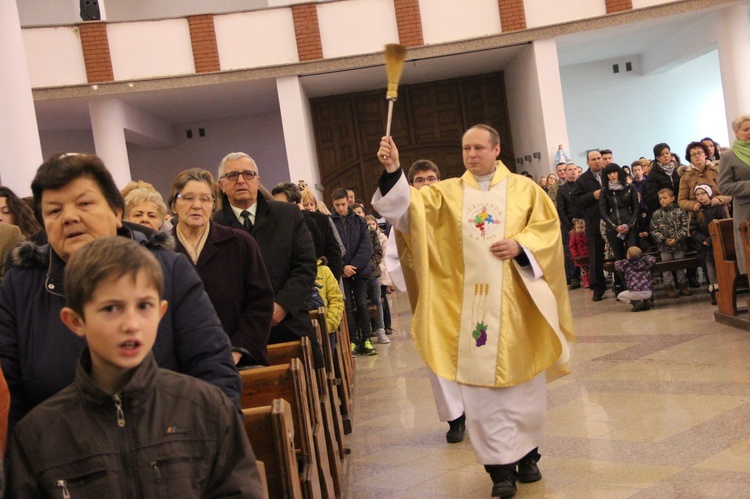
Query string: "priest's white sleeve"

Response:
xmin=517 ymin=244 xmax=543 ymax=280
xmin=372 ymin=173 xmax=411 ymax=234
xmin=385 ymin=229 xmax=406 ymax=292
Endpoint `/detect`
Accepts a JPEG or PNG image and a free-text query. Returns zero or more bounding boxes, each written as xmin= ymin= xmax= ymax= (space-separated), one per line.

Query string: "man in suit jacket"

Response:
xmin=213 ymin=152 xmax=322 ymax=366
xmin=571 ymin=150 xmax=607 ymax=301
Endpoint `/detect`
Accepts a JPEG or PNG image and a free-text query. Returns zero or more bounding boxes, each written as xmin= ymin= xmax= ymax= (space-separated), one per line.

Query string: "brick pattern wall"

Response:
xmin=79 ymin=22 xmax=114 ymax=83
xmin=394 ymin=0 xmax=424 ymax=47
xmin=188 ymin=15 xmax=221 ymax=73
xmin=498 ymin=0 xmax=527 ymax=32
xmin=605 ymin=0 xmax=633 ymax=13
xmin=292 ymin=4 xmax=323 ymax=62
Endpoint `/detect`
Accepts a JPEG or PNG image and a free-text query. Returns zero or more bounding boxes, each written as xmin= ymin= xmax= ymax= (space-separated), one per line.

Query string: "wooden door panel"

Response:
xmin=312 ymin=72 xmax=514 ymax=208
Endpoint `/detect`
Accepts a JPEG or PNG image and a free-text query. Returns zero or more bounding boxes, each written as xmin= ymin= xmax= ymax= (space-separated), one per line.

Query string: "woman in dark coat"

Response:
xmin=169 ymin=168 xmax=274 ymax=366
xmin=0 ymin=154 xmax=241 ymax=438
xmin=599 ymin=163 xmax=639 ymax=293
xmin=645 ymin=143 xmax=682 ymax=214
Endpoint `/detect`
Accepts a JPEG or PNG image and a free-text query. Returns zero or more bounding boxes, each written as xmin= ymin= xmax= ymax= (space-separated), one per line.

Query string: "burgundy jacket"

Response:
xmin=174 ymin=221 xmax=274 ymax=366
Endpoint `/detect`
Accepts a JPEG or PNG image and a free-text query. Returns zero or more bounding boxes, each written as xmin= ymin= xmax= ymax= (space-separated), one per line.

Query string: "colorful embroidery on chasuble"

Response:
xmin=456 ymin=180 xmax=508 ymax=386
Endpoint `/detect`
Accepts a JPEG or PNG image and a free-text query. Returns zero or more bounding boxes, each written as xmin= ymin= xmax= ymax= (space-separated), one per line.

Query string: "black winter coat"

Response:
xmin=213 ymin=195 xmax=323 ymax=367
xmin=557 ymin=181 xmax=583 ymax=231
xmin=645 ymin=163 xmax=681 ymax=214
xmin=599 ymin=183 xmax=640 ymax=233
xmin=571 ymin=169 xmax=604 ymax=236
xmin=0 ymin=228 xmax=241 ymax=437
xmin=331 ymin=208 xmax=374 ymax=279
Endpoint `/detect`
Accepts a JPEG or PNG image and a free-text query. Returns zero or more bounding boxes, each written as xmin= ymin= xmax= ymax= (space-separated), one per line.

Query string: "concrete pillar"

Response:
xmin=89 ymin=99 xmax=131 ymax=188
xmin=716 ymin=4 xmax=750 ymax=139
xmin=276 ymin=76 xmax=321 ymax=191
xmin=534 ymin=38 xmax=570 ymax=172
xmin=0 ymin=1 xmax=43 ymax=195
xmin=505 ymin=38 xmax=569 ymax=179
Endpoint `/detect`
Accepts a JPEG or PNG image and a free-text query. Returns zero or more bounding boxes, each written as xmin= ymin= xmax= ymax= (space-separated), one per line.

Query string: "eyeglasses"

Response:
xmin=690 ymin=151 xmax=705 ymax=158
xmin=412 ymin=176 xmax=438 ymax=185
xmin=176 ymin=194 xmax=214 ymax=204
xmin=221 ymin=170 xmax=258 ymax=182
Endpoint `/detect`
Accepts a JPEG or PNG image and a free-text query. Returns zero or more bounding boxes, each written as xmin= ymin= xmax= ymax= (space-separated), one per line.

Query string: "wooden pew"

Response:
xmin=267 ymin=339 xmax=338 ymax=497
xmin=333 ymin=315 xmax=353 ymax=435
xmin=309 ymin=309 xmax=348 ymax=455
xmin=309 ymin=315 xmax=345 ymax=495
xmin=241 ymin=361 xmax=322 ymax=499
xmin=243 ymin=399 xmax=302 ymax=499
xmin=711 ymin=219 xmax=742 ymax=326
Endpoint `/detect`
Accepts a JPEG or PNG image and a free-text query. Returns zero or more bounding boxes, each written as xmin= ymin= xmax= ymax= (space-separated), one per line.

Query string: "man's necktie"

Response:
xmin=240 ymin=210 xmax=253 ymax=231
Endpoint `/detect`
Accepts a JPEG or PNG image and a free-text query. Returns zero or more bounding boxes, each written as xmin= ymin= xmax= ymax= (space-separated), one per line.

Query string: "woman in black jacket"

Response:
xmin=645 ymin=143 xmax=682 ymax=213
xmin=599 ymin=163 xmax=640 ymax=293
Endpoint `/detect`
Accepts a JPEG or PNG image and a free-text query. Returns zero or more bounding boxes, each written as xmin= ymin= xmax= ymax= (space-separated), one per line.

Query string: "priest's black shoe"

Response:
xmin=490 ymin=476 xmax=516 ymax=498
xmin=689 ymin=277 xmax=701 ymax=288
xmin=517 ymin=455 xmax=542 ymax=483
xmin=592 ymin=293 xmax=604 ymax=301
xmin=446 ymin=414 xmax=465 ymax=443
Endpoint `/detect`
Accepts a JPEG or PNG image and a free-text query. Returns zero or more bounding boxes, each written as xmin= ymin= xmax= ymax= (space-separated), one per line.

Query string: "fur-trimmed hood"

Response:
xmin=9 ymin=224 xmax=175 ymax=270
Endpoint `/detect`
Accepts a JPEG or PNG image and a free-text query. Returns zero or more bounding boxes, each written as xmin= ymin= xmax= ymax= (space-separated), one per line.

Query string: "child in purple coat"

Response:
xmin=614 ymin=246 xmax=655 ymax=312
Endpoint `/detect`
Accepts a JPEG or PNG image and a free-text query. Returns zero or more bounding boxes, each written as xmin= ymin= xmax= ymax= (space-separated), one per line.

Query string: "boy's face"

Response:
xmin=332 ymin=198 xmax=348 ymax=216
xmin=632 ymin=165 xmax=643 ymax=179
xmin=61 ymin=270 xmax=167 ymax=393
xmin=353 ymin=207 xmax=365 ymax=218
xmin=658 ymin=192 xmax=675 ymax=208
xmin=695 ymin=189 xmax=711 ymax=205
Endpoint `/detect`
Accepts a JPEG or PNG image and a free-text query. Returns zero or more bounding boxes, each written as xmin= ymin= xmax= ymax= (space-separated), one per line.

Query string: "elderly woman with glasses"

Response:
xmin=169 ymin=168 xmax=274 ymax=367
xmin=678 ymin=141 xmax=731 ymax=215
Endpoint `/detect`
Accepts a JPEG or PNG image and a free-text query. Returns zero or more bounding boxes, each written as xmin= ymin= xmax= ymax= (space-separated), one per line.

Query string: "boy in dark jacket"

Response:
xmin=614 ymin=246 xmax=656 ymax=312
xmin=7 ymin=237 xmax=263 ymax=498
xmin=330 ymin=189 xmax=375 ymax=355
xmin=689 ymin=184 xmax=729 ymax=304
xmin=650 ymin=188 xmax=692 ymax=299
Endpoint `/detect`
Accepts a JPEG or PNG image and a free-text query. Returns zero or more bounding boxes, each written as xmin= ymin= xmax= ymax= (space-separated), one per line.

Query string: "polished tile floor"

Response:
xmin=345 ymin=285 xmax=750 ymax=498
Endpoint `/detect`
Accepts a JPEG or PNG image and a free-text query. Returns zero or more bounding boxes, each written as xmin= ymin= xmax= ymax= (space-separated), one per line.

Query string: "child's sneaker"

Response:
xmin=350 ymin=342 xmax=359 ymax=356
xmin=375 ymin=329 xmax=390 ymax=344
xmin=361 ymin=339 xmax=377 ymax=356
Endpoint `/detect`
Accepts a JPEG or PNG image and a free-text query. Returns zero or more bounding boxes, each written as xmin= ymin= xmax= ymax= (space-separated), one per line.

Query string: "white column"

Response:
xmin=716 ymin=4 xmax=750 ymax=139
xmin=0 ymin=1 xmax=43 ymax=196
xmin=276 ymin=76 xmax=321 ymax=189
xmin=534 ymin=38 xmax=570 ymax=173
xmin=89 ymin=99 xmax=132 ymax=188
xmin=505 ymin=39 xmax=569 ymax=179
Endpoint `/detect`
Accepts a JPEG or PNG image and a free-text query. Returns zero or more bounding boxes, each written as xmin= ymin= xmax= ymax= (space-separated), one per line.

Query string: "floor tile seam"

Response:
xmin=573 ymin=379 xmax=750 ymax=397
xmin=592 ymin=334 xmax=714 ymax=362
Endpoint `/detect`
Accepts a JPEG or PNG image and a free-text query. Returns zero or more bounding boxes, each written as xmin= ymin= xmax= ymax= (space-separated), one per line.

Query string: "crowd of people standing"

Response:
xmin=549 ymin=115 xmax=750 ymax=309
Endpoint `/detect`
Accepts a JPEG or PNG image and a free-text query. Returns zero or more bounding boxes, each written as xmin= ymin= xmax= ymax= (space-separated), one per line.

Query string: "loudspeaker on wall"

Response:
xmin=80 ymin=0 xmax=101 ymax=21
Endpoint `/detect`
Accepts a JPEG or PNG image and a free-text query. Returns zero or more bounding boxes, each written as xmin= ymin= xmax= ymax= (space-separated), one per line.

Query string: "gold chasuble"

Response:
xmin=396 ymin=162 xmax=575 ymax=388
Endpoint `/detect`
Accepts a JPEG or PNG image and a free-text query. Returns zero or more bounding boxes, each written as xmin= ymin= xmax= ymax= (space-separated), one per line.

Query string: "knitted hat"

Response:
xmin=694 ymin=184 xmax=713 ymax=198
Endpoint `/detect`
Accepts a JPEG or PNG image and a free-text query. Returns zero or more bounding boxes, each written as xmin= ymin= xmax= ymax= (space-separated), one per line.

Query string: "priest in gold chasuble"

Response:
xmin=372 ymin=125 xmax=575 ymax=497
